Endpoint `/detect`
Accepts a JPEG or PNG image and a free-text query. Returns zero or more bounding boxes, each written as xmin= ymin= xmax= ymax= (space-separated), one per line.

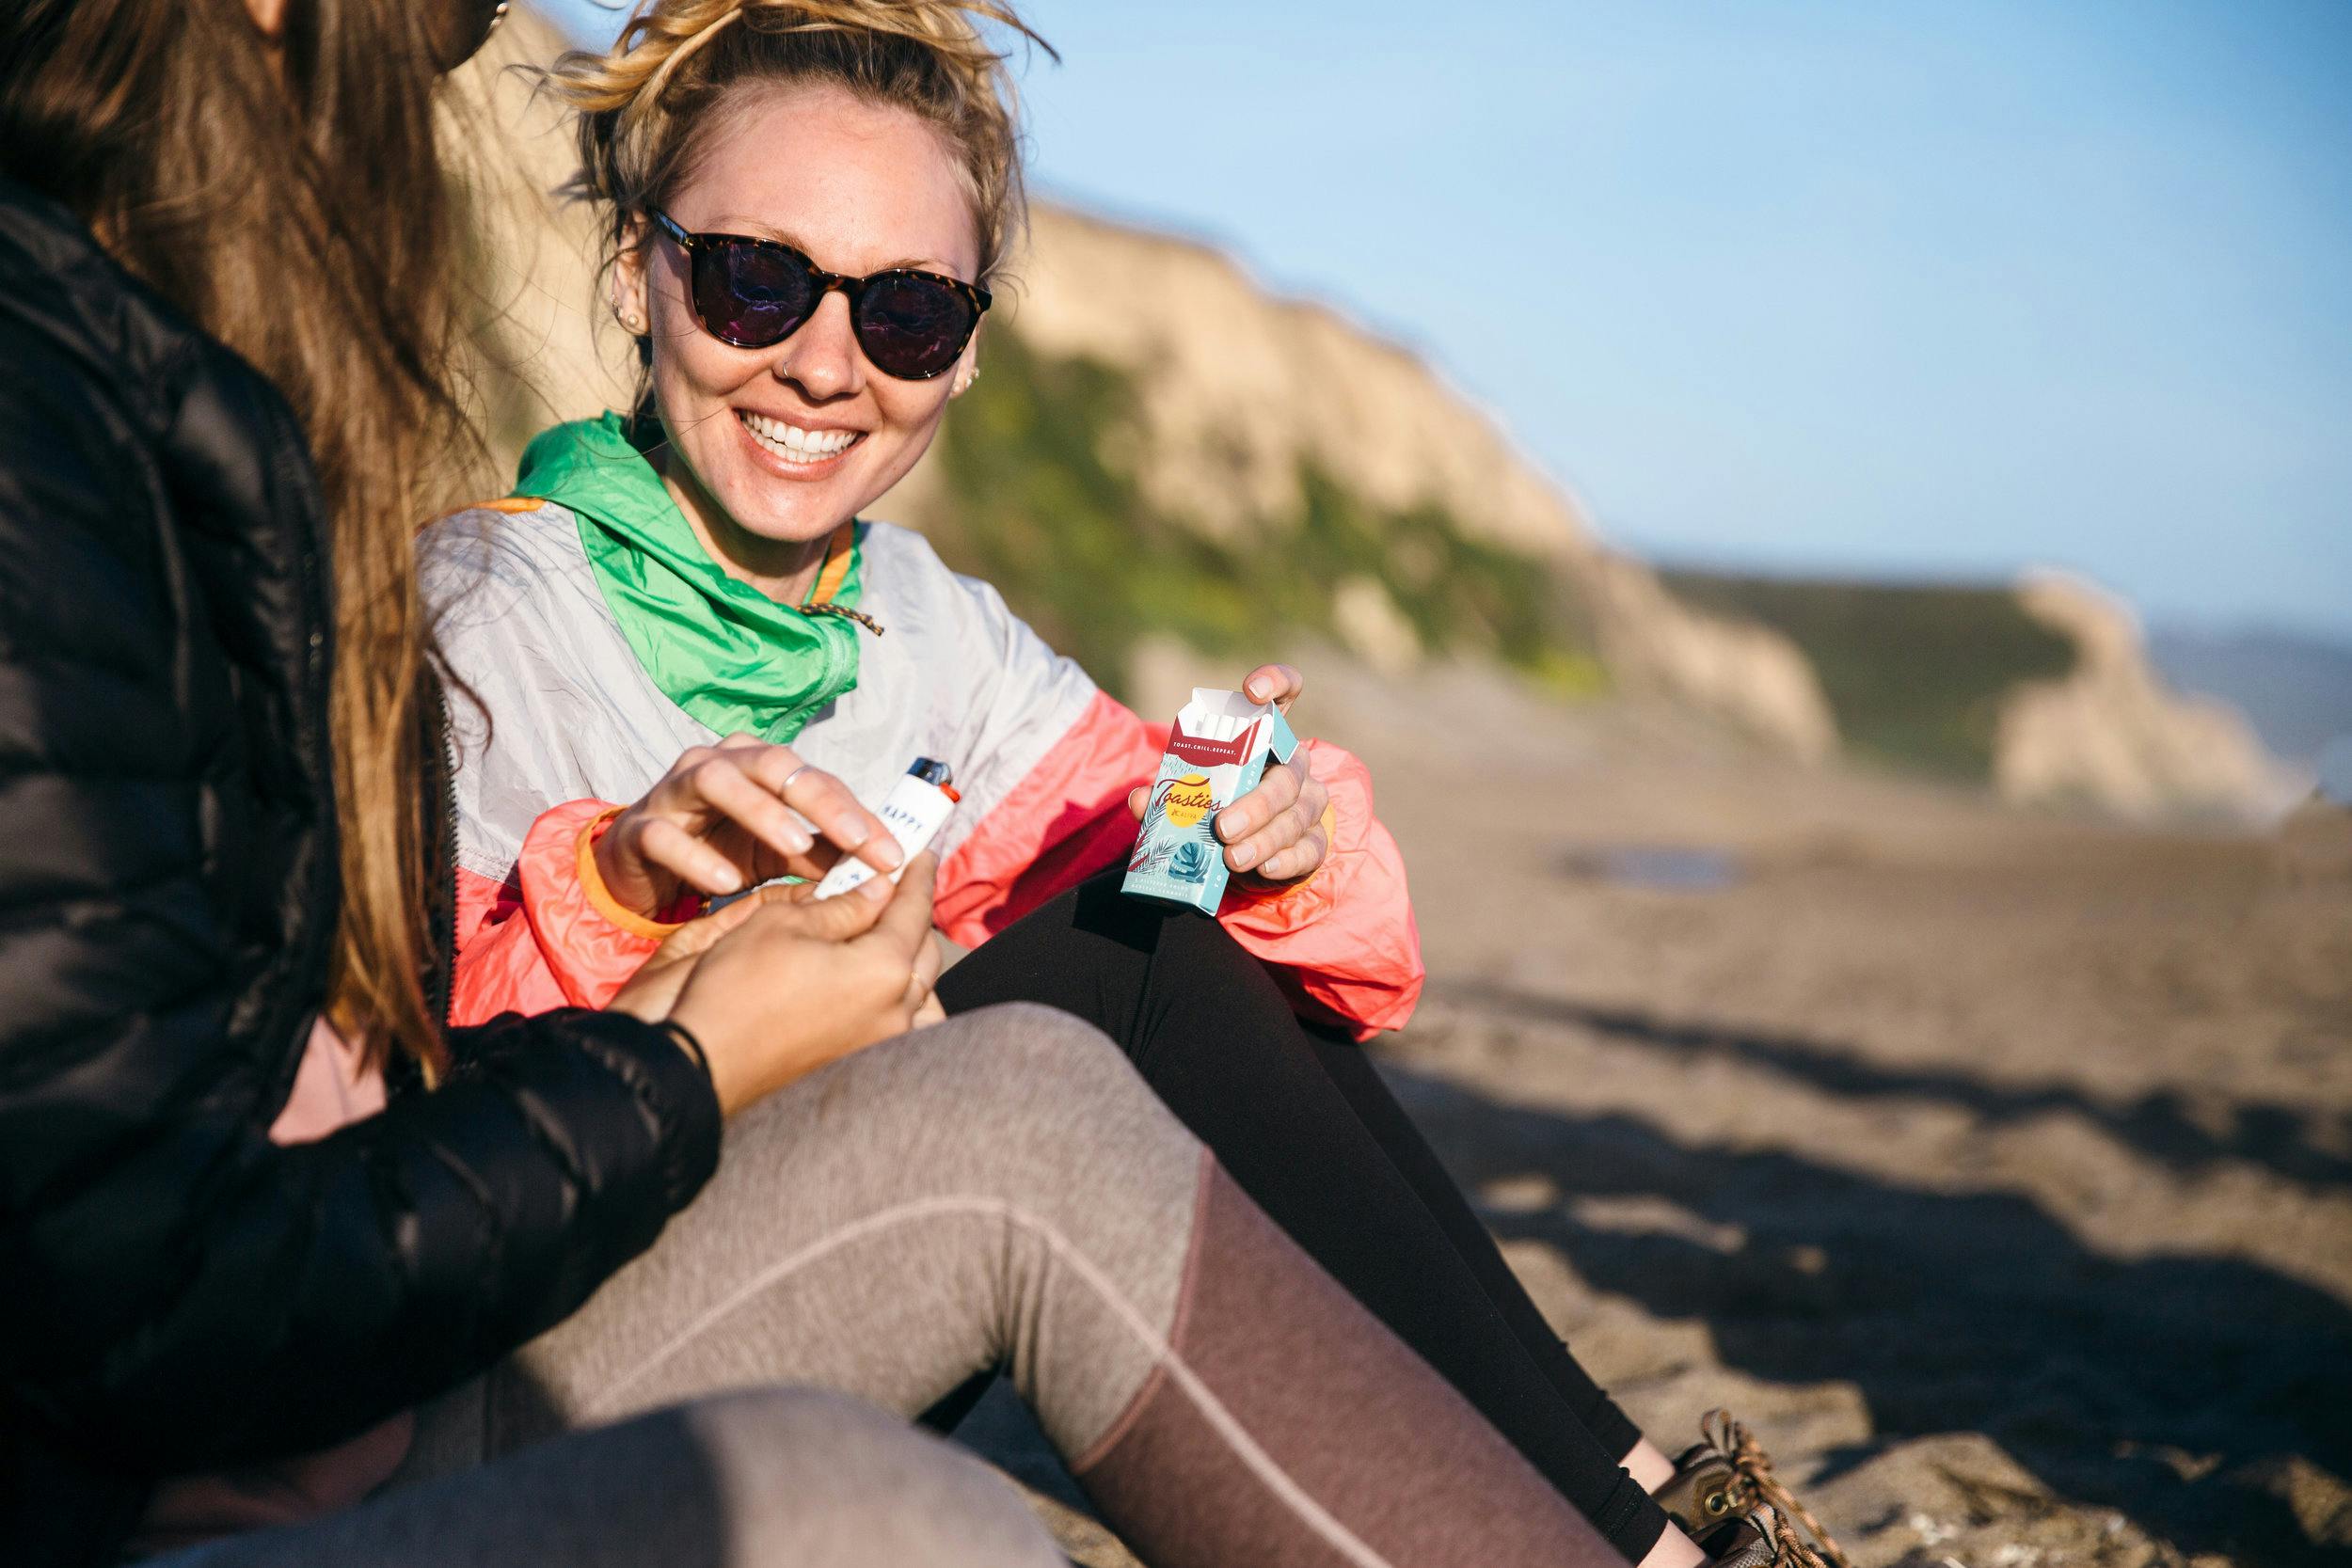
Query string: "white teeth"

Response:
xmin=739 ymin=410 xmax=857 ymax=461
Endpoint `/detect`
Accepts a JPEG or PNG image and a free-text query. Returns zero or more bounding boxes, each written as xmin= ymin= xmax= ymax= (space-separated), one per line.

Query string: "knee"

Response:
xmin=914 ymin=1002 xmax=1203 ymax=1192
xmin=1078 ymin=879 xmax=1271 ymax=988
xmin=1154 ymin=902 xmax=1259 ymax=972
xmin=937 ymin=1001 xmax=1145 ymax=1110
xmin=1128 ymin=903 xmax=1298 ymax=1028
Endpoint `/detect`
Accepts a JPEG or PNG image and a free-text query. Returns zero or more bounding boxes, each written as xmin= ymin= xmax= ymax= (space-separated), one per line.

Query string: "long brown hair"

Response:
xmin=550 ymin=0 xmax=1052 ymax=309
xmin=0 ymin=0 xmax=473 ymax=1072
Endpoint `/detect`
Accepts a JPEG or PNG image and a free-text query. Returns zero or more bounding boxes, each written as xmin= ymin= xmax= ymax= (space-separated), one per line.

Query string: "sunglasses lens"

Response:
xmin=697 ymin=240 xmax=817 ymax=347
xmin=855 ymin=274 xmax=977 ymax=378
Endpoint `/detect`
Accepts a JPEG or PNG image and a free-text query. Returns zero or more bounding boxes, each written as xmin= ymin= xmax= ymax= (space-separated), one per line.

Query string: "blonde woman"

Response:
xmin=422 ymin=5 xmax=1850 ymax=1568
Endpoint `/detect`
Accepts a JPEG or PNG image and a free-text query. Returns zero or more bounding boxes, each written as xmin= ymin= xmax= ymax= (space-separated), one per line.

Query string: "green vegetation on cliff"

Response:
xmin=921 ymin=326 xmax=1601 ymax=701
xmin=1661 ymin=570 xmax=2077 ymax=779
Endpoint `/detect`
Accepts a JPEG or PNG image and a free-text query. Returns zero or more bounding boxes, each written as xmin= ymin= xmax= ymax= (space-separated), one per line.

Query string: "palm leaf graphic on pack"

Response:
xmin=1169 ymin=838 xmax=1215 ymax=882
xmin=1129 ymin=783 xmax=1173 ymax=874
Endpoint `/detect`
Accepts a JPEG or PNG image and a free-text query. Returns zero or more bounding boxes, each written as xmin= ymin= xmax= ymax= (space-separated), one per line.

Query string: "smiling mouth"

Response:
xmin=739 ymin=408 xmax=864 ymax=466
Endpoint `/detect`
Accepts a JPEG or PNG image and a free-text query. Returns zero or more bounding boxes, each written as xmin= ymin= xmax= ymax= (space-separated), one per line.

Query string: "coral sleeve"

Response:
xmin=452 ymin=800 xmax=693 ymax=1022
xmin=935 ymin=690 xmax=1424 ymax=1037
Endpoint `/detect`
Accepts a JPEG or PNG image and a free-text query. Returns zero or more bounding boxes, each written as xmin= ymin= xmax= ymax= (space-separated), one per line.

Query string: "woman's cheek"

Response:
xmin=874 ymin=388 xmax=955 ymax=483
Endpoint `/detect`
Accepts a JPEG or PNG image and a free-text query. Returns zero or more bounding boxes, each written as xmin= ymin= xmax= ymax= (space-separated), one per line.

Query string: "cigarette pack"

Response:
xmin=1122 ymin=688 xmax=1300 ymax=913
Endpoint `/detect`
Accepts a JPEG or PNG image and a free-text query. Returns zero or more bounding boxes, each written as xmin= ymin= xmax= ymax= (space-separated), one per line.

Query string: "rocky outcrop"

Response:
xmin=1004 ymin=207 xmax=1592 ymax=561
xmin=1994 ymin=573 xmax=2304 ymax=821
xmin=958 ymin=207 xmax=1838 ymax=757
xmin=1581 ymin=555 xmax=1839 ymax=762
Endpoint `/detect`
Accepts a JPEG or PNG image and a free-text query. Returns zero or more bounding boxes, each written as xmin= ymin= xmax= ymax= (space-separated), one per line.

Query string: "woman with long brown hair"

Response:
xmin=0 ymin=5 xmax=1659 ymax=1565
xmin=0 ymin=0 xmax=1060 ymax=1563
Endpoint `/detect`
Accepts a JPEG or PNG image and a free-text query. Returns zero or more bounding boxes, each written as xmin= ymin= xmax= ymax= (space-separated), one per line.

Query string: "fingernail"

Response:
xmin=868 ymin=832 xmax=904 ymax=871
xmin=1230 ymin=842 xmax=1257 ymax=869
xmin=856 ymin=874 xmax=893 ymax=902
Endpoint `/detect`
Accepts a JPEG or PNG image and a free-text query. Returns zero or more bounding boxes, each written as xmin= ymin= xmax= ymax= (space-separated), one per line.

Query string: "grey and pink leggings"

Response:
xmin=165 ymin=1002 xmax=1623 ymax=1567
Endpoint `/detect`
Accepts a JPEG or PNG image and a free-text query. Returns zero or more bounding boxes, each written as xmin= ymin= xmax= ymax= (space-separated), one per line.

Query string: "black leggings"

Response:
xmin=937 ymin=872 xmax=1670 ymax=1562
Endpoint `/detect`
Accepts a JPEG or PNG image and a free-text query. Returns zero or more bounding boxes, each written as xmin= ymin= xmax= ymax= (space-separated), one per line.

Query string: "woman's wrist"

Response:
xmin=581 ymin=807 xmax=691 ymax=933
xmin=588 ymin=808 xmax=648 ymax=913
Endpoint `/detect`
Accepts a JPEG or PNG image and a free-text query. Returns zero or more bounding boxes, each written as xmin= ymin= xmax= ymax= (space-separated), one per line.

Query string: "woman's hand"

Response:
xmin=596 ymin=735 xmax=902 ymax=917
xmin=1126 ymin=663 xmax=1331 ymax=886
xmin=611 ymin=853 xmax=945 ymax=1117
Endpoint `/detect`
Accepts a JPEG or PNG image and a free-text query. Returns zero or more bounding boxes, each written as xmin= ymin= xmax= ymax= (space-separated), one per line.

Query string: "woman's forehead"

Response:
xmin=680 ymin=82 xmax=980 ymax=280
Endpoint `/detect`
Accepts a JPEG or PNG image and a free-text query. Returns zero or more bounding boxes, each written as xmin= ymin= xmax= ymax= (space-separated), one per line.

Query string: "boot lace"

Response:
xmin=1698 ymin=1409 xmax=1853 ymax=1568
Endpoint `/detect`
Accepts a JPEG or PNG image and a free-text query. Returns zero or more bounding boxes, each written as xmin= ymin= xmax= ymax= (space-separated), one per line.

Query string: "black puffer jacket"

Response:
xmin=0 ymin=180 xmax=723 ymax=1564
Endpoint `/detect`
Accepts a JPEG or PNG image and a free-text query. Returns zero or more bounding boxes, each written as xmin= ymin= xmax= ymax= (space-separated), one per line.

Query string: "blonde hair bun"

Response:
xmin=550 ymin=0 xmax=1053 ymax=289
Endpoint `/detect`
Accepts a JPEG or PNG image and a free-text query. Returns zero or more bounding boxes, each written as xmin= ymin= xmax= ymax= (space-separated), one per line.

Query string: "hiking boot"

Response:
xmin=1654 ymin=1411 xmax=1851 ymax=1568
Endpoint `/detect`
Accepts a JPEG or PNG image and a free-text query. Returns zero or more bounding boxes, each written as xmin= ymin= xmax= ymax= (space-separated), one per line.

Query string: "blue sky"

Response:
xmin=541 ymin=0 xmax=2352 ymax=641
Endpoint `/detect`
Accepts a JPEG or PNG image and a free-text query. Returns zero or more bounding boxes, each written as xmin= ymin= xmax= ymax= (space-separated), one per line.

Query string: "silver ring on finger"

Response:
xmin=778 ymin=763 xmax=813 ymax=796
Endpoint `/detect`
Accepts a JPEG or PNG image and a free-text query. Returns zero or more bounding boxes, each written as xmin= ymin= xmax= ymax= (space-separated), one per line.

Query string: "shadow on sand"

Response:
xmin=1438 ymin=979 xmax=2352 ymax=1195
xmin=1376 ymin=1037 xmax=2352 ymax=1567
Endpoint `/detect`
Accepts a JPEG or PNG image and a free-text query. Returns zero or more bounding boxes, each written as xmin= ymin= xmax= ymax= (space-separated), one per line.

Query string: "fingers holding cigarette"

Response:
xmin=714 ymin=736 xmax=908 ymax=879
xmin=599 ymin=739 xmax=904 ymax=916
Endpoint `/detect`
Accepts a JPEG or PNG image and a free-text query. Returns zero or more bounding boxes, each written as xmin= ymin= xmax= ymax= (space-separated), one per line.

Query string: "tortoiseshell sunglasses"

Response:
xmin=647 ymin=208 xmax=990 ymax=381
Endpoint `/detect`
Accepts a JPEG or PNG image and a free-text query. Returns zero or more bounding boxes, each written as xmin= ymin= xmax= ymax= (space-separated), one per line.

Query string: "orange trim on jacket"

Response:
xmin=807 ymin=521 xmax=856 ymax=606
xmin=453 ymin=800 xmax=689 ymax=1023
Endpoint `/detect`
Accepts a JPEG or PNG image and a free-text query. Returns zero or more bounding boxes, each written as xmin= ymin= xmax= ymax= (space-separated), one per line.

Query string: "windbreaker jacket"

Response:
xmin=421 ymin=455 xmax=1427 ymax=1038
xmin=0 ymin=182 xmax=722 ymax=1565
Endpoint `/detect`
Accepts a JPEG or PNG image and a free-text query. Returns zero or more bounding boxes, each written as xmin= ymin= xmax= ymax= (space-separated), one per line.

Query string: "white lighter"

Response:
xmin=811 ymin=757 xmax=960 ymax=899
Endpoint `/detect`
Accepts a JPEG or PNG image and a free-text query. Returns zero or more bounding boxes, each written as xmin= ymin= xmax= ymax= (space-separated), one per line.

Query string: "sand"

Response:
xmin=961 ymin=663 xmax=2352 ymax=1567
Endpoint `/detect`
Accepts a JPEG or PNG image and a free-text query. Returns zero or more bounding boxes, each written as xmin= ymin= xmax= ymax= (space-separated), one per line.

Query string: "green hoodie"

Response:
xmin=514 ymin=413 xmax=868 ymax=743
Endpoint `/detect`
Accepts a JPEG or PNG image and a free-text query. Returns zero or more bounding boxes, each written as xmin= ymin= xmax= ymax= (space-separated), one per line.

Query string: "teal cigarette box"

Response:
xmin=1122 ymin=688 xmax=1300 ymax=913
